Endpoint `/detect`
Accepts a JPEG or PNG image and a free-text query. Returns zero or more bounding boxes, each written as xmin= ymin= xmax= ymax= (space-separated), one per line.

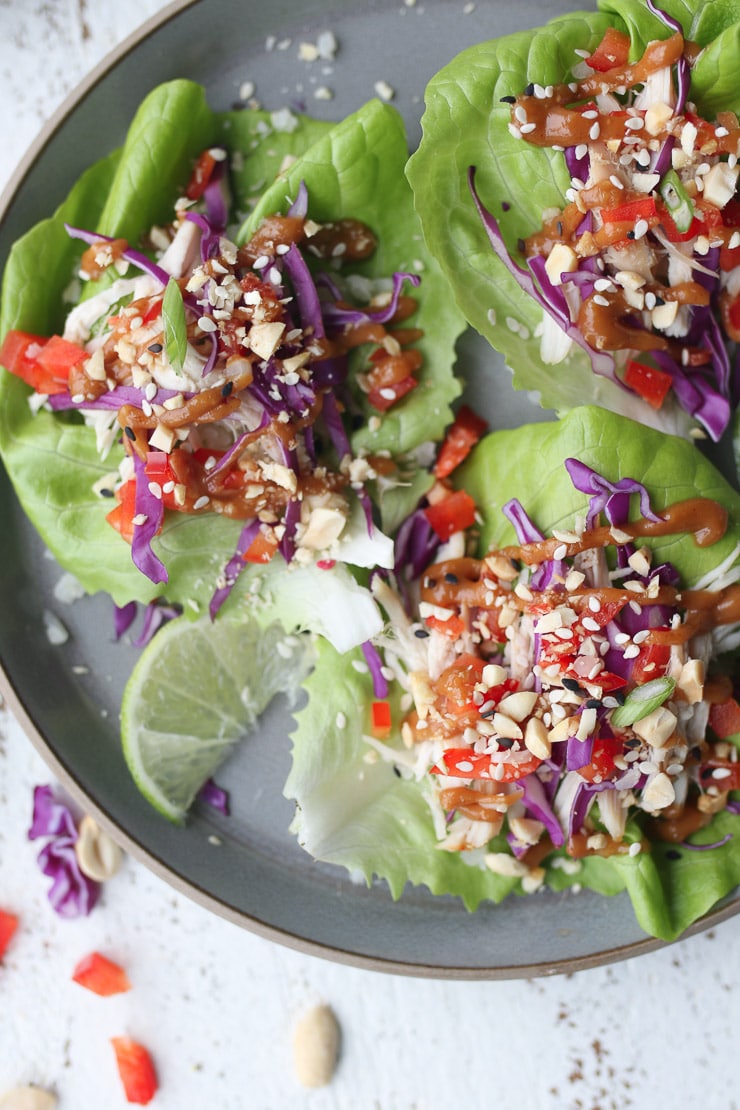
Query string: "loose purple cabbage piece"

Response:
xmin=131 ymin=600 xmax=182 ymax=648
xmin=362 ymin=640 xmax=389 ymax=698
xmin=48 ymin=382 xmax=191 ymax=413
xmin=28 ymin=786 xmax=100 ymax=918
xmin=113 ymin=600 xmax=138 ymax=640
xmin=197 ymin=779 xmax=230 ymax=815
xmin=132 ymin=452 xmax=167 ymax=585
xmin=288 ymin=180 xmax=309 ymax=219
xmin=566 ymin=734 xmax=594 ymax=772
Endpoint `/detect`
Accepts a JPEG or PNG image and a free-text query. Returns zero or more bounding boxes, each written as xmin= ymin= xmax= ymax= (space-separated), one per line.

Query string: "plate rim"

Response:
xmin=1 ymin=0 xmax=737 ymax=980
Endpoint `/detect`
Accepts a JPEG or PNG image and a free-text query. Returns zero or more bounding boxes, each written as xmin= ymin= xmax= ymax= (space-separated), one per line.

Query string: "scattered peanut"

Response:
xmin=292 ymin=1004 xmax=341 ymax=1088
xmin=74 ymin=815 xmax=123 ymax=882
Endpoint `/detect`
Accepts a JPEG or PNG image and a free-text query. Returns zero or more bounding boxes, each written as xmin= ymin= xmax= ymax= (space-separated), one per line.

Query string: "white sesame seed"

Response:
xmin=582 ymin=109 xmax=598 ymax=120
xmin=628 ymin=841 xmax=642 ymax=857
xmin=514 ymin=105 xmax=528 ymax=123
xmin=609 ymin=174 xmax=625 ymax=189
xmin=644 ymin=291 xmax=657 ymax=310
xmin=553 ymin=544 xmax=568 ymax=560
xmin=575 ymin=143 xmax=588 ymax=160
xmin=198 ymin=315 xmax=218 ymax=332
xmin=520 ymin=122 xmax=537 ymax=135
xmin=633 ymin=629 xmax=651 ymax=644
xmin=253 ymin=254 xmax=270 ymax=269
xmin=593 ymin=294 xmax=610 ymax=307
xmin=625 ymin=116 xmax=644 ymax=130
xmin=633 ymin=219 xmax=649 ymax=239
xmin=623 ymin=644 xmax=640 ymax=659
xmin=582 ymin=617 xmax=600 ymax=632
xmin=193 ymin=495 xmax=210 ymax=511
xmin=589 ymin=122 xmax=601 ymax=141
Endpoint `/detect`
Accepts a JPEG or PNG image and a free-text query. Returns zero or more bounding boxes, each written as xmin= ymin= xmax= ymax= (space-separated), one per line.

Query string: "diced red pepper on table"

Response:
xmin=72 ymin=951 xmax=132 ymax=997
xmin=111 ymin=1037 xmax=158 ymax=1106
xmin=0 ymin=909 xmax=19 ymax=960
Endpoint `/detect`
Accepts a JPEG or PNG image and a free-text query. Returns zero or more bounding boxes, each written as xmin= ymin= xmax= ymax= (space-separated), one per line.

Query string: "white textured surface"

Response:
xmin=1 ymin=2 xmax=740 ymax=1108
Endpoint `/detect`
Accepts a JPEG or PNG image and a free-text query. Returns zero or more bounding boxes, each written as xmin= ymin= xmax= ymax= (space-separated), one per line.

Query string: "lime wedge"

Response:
xmin=120 ymin=615 xmax=312 ymax=822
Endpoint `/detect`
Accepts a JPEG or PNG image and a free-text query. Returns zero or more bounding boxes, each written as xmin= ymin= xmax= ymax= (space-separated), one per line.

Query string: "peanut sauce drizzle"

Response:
xmin=422 ymin=498 xmax=740 ymax=643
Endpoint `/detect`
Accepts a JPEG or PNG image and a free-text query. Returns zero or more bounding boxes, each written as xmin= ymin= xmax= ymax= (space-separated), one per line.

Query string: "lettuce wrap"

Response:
xmin=0 ymin=81 xmax=464 ymax=641
xmin=286 ymin=406 xmax=740 ymax=941
xmin=406 ymin=0 xmax=740 ymax=443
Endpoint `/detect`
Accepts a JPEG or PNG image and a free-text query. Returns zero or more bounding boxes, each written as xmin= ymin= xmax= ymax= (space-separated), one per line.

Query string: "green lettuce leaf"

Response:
xmin=240 ymin=99 xmax=464 ymax=466
xmin=0 ymin=85 xmax=461 ymax=609
xmin=405 ymin=1 xmax=738 ymax=438
xmin=287 ymin=407 xmax=740 ymax=940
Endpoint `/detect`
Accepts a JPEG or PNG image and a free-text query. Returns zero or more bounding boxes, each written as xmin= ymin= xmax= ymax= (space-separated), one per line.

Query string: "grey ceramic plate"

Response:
xmin=1 ymin=0 xmax=738 ymax=979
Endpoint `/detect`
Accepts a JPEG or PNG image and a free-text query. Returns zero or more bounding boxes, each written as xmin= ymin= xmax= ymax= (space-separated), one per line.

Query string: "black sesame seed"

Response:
xmin=523 ymin=83 xmax=535 ymax=96
xmin=147 ymin=342 xmax=163 ymax=353
xmin=124 ymin=426 xmax=136 ymax=441
xmin=562 ymin=678 xmax=582 ymax=693
xmin=500 ymin=95 xmax=516 ymax=104
xmin=414 ymin=628 xmax=430 ymax=639
xmin=99 ymin=488 xmax=114 ymax=498
xmin=424 ymin=578 xmax=436 ymax=589
xmin=498 ymin=737 xmax=514 ymax=749
xmin=444 ymin=572 xmax=459 ymax=584
xmin=517 ymin=238 xmax=526 ymax=254
xmin=221 ymin=381 xmax=234 ymax=398
xmin=557 ymin=221 xmax=564 ymax=237
xmin=393 ymin=766 xmax=402 ymax=778
xmin=613 ymin=690 xmax=627 ymax=705
xmin=666 ymin=849 xmax=682 ymax=861
xmin=585 ymin=698 xmax=601 ymax=709
xmin=627 ymin=231 xmax=636 ymax=240
xmin=655 ymin=295 xmax=665 ymax=306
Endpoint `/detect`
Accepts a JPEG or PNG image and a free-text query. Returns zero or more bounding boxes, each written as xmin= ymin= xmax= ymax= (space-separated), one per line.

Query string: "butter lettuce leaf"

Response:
xmin=0 ymin=86 xmax=458 ymax=609
xmin=241 ymin=99 xmax=464 ymax=465
xmin=406 ymin=1 xmax=738 ymax=438
xmin=288 ymin=408 xmax=740 ymax=940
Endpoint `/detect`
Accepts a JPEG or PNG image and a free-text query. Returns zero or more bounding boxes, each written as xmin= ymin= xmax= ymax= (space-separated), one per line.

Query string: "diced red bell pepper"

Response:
xmin=144 ymin=451 xmax=180 ymax=509
xmin=367 ymin=375 xmax=418 ymax=412
xmin=585 ymin=26 xmax=631 ymax=71
xmin=629 ymin=641 xmax=671 ymax=683
xmin=425 ymin=613 xmax=466 ymax=639
xmin=720 ymin=243 xmax=740 ymax=272
xmin=242 ymin=530 xmax=278 ymax=564
xmin=709 ymin=698 xmax=740 ymax=740
xmin=111 ymin=1037 xmax=158 ymax=1106
xmin=423 ymin=489 xmax=477 ymax=541
xmin=432 ymin=748 xmax=542 ymax=782
xmin=0 ymin=329 xmax=79 ymax=395
xmin=433 ymin=405 xmax=488 ymax=479
xmin=0 ymin=909 xmax=19 ymax=960
xmin=624 ymin=358 xmax=673 ymax=410
xmin=698 ymin=759 xmax=740 ymax=792
xmin=186 ymin=149 xmax=218 ymax=201
xmin=106 ymin=480 xmax=137 ymax=544
xmin=371 ymin=700 xmax=392 ymax=737
xmin=577 ymin=737 xmax=623 ymax=783
xmin=601 ymin=197 xmax=656 ymax=225
xmin=72 ymin=952 xmax=132 ymax=996
xmin=585 ymin=670 xmax=628 ymax=693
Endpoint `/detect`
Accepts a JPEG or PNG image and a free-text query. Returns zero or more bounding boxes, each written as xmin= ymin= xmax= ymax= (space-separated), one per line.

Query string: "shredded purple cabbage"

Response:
xmin=197 ymin=778 xmax=230 ymax=815
xmin=113 ymin=601 xmax=138 ymax=640
xmin=209 ymin=518 xmax=263 ymax=620
xmin=362 ymin=640 xmax=389 ymax=698
xmin=679 ymin=833 xmax=733 ymax=851
xmin=132 ymin=453 xmax=167 ymax=585
xmin=283 ymin=243 xmax=325 ymax=336
xmin=467 ymin=167 xmax=616 ymax=380
xmin=28 ymin=786 xmax=100 ymax=917
xmin=64 ymin=223 xmax=170 ymax=287
xmin=564 ymin=458 xmax=660 ymax=529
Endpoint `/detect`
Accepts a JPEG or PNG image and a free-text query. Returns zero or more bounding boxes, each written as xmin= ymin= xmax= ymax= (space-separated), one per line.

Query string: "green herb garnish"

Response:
xmin=611 ymin=676 xmax=677 ymax=727
xmin=162 ymin=277 xmax=188 ymax=371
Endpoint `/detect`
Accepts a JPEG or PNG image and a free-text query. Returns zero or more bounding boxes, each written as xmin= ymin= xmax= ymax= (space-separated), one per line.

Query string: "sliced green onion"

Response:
xmin=162 ymin=277 xmax=188 ymax=371
xmin=610 ymin=676 xmax=676 ymax=727
xmin=659 ymin=170 xmax=694 ymax=233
